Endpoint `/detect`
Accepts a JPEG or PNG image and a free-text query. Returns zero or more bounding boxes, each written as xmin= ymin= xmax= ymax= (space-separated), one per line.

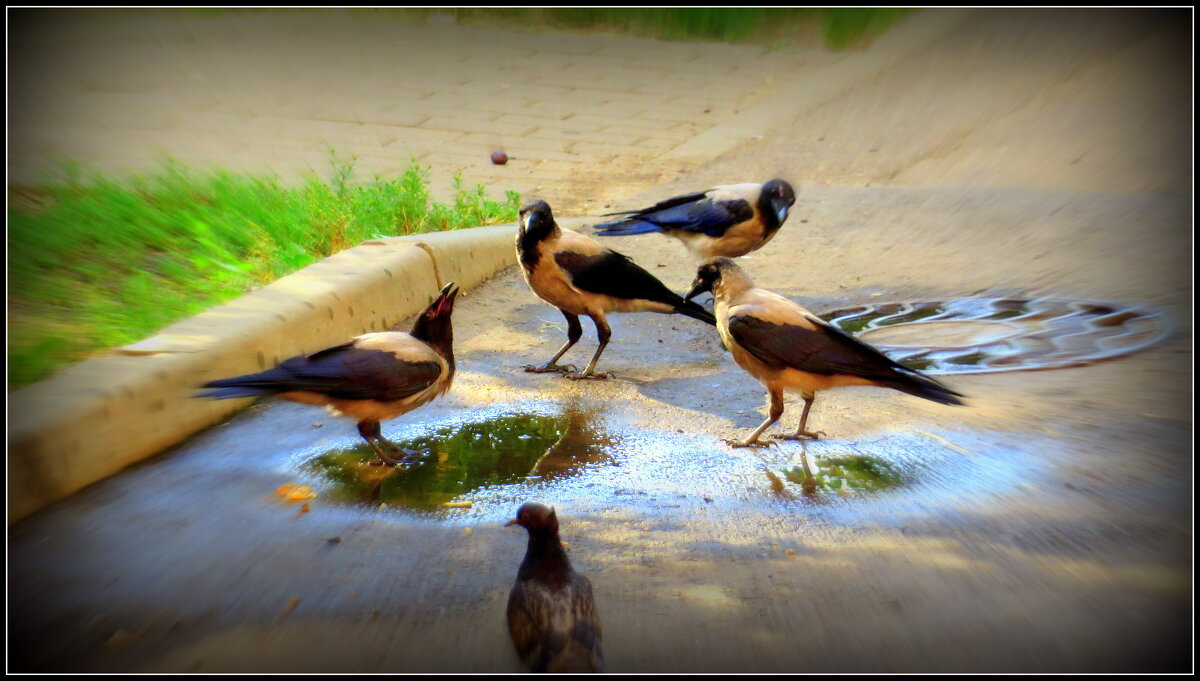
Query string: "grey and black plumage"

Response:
xmin=517 ymin=200 xmax=716 ymax=380
xmin=591 ymin=179 xmax=796 ymax=259
xmin=196 ymin=282 xmax=459 ymax=465
xmin=506 ymin=502 xmax=602 ymax=673
xmin=686 ymin=258 xmax=964 ymax=447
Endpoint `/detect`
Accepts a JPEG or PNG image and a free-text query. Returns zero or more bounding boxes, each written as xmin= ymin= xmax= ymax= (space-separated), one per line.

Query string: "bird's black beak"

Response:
xmin=432 ymin=282 xmax=459 ymax=316
xmin=685 ymin=278 xmax=711 ymax=301
xmin=771 ymin=197 xmax=791 ymax=224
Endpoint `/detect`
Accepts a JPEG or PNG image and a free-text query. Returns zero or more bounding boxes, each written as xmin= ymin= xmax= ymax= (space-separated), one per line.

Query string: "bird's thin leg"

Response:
xmin=366 ymin=421 xmax=428 ymax=466
xmin=359 ymin=421 xmax=397 ymax=466
xmin=727 ymin=389 xmax=783 ymax=448
xmin=796 ymin=442 xmax=818 ymax=498
xmin=568 ymin=315 xmax=612 ymax=380
xmin=773 ymin=394 xmax=826 ymax=440
xmin=525 ymin=311 xmax=582 ymax=374
xmin=380 ymin=436 xmax=427 ymax=466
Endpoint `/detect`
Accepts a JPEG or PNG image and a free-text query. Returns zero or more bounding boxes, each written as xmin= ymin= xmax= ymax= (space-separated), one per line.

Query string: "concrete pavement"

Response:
xmin=7 ymin=8 xmax=1190 ymax=673
xmin=10 ymin=9 xmax=845 ymax=208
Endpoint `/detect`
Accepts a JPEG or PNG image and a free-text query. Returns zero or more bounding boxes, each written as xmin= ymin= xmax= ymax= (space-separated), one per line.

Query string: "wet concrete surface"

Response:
xmin=9 ymin=259 xmax=1190 ymax=672
xmin=8 ymin=9 xmax=1191 ymax=673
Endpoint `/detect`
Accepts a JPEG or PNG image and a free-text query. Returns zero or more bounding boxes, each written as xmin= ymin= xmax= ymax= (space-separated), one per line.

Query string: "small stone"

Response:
xmin=491 ymin=150 xmax=508 ymax=165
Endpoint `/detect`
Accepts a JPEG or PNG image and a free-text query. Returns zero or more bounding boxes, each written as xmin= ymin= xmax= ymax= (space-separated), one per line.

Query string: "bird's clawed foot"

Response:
xmin=391 ymin=447 xmax=430 ymax=467
xmin=566 ymin=370 xmax=611 ymax=381
xmin=368 ymin=444 xmax=428 ymax=467
xmin=771 ymin=430 xmax=826 ymax=441
xmin=524 ymin=363 xmax=578 ymax=375
xmin=724 ymin=438 xmax=778 ymax=449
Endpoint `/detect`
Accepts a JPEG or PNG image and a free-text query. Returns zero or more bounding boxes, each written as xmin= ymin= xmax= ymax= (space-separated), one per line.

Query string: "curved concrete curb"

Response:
xmin=7 ymin=222 xmax=539 ymax=524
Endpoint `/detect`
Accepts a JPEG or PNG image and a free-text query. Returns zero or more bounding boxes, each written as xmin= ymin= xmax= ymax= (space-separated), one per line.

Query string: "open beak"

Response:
xmin=434 ymin=282 xmax=459 ymax=314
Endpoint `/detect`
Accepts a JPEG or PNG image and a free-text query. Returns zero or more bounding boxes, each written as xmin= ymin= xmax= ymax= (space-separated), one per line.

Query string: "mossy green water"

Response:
xmin=784 ymin=453 xmax=907 ymax=495
xmin=305 ymin=410 xmax=611 ymax=511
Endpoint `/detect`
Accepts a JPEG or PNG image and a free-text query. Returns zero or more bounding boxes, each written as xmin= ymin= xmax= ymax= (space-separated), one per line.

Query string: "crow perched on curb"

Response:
xmin=686 ymin=259 xmax=964 ymax=447
xmin=517 ymin=200 xmax=716 ymax=380
xmin=196 ymin=283 xmax=459 ymax=465
xmin=506 ymin=502 xmax=603 ymax=673
xmin=592 ymin=179 xmax=796 ymax=259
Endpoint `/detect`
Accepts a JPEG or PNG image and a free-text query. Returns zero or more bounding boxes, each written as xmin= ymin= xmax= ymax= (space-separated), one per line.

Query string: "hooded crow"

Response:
xmin=591 ymin=179 xmax=796 ymax=259
xmin=196 ymin=282 xmax=459 ymax=465
xmin=517 ymin=200 xmax=716 ymax=380
xmin=686 ymin=259 xmax=964 ymax=447
xmin=506 ymin=502 xmax=603 ymax=673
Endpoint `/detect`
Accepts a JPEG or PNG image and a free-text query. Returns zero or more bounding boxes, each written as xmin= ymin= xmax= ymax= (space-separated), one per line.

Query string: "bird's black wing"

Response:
xmin=567 ymin=575 xmax=603 ymax=667
xmin=507 ymin=581 xmax=544 ymax=669
xmin=600 ymin=190 xmax=711 ymax=218
xmin=728 ymin=314 xmax=910 ymax=379
xmin=555 ymin=250 xmax=686 ymax=307
xmin=273 ymin=343 xmax=442 ymax=401
xmin=650 ymin=198 xmax=755 ymax=237
xmin=728 ymin=313 xmax=965 ymax=404
xmin=598 ymin=188 xmax=755 ymax=238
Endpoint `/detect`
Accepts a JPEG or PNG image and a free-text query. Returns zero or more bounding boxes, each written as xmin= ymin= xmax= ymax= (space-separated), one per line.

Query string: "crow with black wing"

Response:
xmin=592 ymin=179 xmax=795 ymax=259
xmin=686 ymin=259 xmax=964 ymax=447
xmin=517 ymin=200 xmax=715 ymax=380
xmin=196 ymin=283 xmax=459 ymax=465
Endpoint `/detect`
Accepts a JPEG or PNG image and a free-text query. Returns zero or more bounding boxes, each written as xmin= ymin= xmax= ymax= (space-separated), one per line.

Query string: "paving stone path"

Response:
xmin=9 ymin=10 xmax=839 ymax=208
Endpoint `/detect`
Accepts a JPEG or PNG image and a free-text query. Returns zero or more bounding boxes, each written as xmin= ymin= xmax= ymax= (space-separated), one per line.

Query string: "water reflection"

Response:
xmin=818 ymin=297 xmax=1171 ymax=375
xmin=777 ymin=443 xmax=908 ymax=500
xmin=305 ymin=407 xmax=613 ymax=511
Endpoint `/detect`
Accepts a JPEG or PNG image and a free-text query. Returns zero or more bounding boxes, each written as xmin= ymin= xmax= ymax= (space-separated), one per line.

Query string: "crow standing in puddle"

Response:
xmin=591 ymin=179 xmax=796 ymax=259
xmin=196 ymin=283 xmax=459 ymax=465
xmin=507 ymin=502 xmax=603 ymax=673
xmin=517 ymin=200 xmax=715 ymax=380
xmin=686 ymin=259 xmax=964 ymax=447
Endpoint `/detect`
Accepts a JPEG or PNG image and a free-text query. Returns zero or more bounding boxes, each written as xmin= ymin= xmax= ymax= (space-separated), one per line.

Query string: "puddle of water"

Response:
xmin=819 ymin=297 xmax=1170 ymax=375
xmin=859 ymin=320 xmax=1019 ymax=347
xmin=304 ymin=409 xmax=613 ymax=512
xmin=781 ymin=453 xmax=908 ymax=498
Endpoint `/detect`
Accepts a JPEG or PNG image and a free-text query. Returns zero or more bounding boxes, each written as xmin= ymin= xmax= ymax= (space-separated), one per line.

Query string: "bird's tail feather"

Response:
xmin=194 ymin=386 xmax=272 ymax=400
xmin=884 ymin=371 xmax=965 ymax=406
xmin=195 ymin=369 xmax=293 ymax=400
xmin=672 ymin=298 xmax=717 ymax=326
xmin=592 ymin=219 xmax=663 ymax=237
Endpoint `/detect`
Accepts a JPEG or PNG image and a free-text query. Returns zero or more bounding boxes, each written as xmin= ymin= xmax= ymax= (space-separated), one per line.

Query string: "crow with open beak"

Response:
xmin=506 ymin=502 xmax=603 ymax=673
xmin=686 ymin=259 xmax=965 ymax=447
xmin=517 ymin=200 xmax=716 ymax=380
xmin=591 ymin=179 xmax=796 ymax=259
xmin=196 ymin=282 xmax=459 ymax=465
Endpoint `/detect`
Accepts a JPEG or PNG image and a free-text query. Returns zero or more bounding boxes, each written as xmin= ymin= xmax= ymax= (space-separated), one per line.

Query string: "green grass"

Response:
xmin=7 ymin=156 xmax=520 ymax=391
xmin=389 ymin=8 xmax=910 ymax=49
xmin=188 ymin=8 xmax=906 ymax=50
xmin=820 ymin=9 xmax=910 ymax=50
